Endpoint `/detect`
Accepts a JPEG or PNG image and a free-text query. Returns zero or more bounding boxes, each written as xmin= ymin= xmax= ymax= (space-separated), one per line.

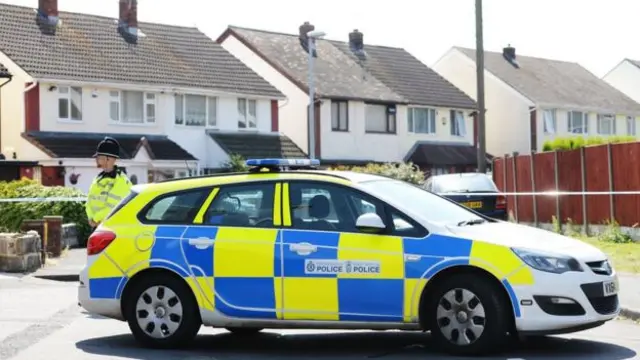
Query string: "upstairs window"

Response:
xmin=450 ymin=110 xmax=467 ymax=136
xmin=110 ymin=90 xmax=155 ymax=124
xmin=365 ymin=103 xmax=396 ymax=133
xmin=237 ymin=98 xmax=257 ymax=129
xmin=543 ymin=109 xmax=556 ymax=134
xmin=597 ymin=114 xmax=616 ymax=135
xmin=331 ymin=101 xmax=349 ymax=131
xmin=627 ymin=116 xmax=637 ymax=136
xmin=175 ymin=94 xmax=217 ymax=127
xmin=58 ymin=86 xmax=82 ymax=121
xmin=568 ymin=111 xmax=588 ymax=134
xmin=408 ymin=108 xmax=436 ymax=134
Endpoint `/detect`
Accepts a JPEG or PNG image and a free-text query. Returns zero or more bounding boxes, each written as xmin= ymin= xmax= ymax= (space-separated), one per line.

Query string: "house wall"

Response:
xmin=319 ymin=100 xmax=474 ymax=162
xmin=603 ymin=60 xmax=640 ymax=104
xmin=433 ymin=49 xmax=532 ymax=156
xmin=36 ymin=83 xmax=273 ymax=167
xmin=0 ymin=75 xmax=26 ymax=160
xmin=220 ymin=35 xmax=310 ymax=153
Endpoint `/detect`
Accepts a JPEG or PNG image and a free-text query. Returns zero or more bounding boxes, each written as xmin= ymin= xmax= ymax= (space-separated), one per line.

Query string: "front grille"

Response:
xmin=580 ymin=282 xmax=619 ymax=315
xmin=585 ymin=260 xmax=612 ymax=275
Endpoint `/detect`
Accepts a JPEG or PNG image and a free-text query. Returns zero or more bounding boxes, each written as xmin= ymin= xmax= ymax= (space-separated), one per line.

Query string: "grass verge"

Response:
xmin=578 ymin=236 xmax=640 ymax=274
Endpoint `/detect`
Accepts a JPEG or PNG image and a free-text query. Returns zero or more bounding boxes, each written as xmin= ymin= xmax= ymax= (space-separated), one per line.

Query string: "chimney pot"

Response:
xmin=36 ymin=0 xmax=59 ymax=34
xmin=118 ymin=0 xmax=138 ymax=44
xmin=299 ymin=21 xmax=315 ymax=39
xmin=503 ymin=44 xmax=516 ymax=60
xmin=349 ymin=29 xmax=364 ymax=55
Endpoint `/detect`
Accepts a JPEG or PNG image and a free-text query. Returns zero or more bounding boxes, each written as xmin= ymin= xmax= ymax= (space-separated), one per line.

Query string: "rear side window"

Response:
xmin=140 ymin=188 xmax=210 ymax=224
xmin=105 ymin=190 xmax=138 ymax=220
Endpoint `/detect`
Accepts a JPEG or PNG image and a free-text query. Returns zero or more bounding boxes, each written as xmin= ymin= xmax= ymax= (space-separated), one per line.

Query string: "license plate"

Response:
xmin=603 ymin=280 xmax=617 ymax=296
xmin=462 ymin=201 xmax=483 ymax=209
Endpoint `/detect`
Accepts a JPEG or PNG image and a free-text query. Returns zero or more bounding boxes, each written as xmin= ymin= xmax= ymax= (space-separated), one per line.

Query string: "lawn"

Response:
xmin=578 ymin=237 xmax=640 ymax=274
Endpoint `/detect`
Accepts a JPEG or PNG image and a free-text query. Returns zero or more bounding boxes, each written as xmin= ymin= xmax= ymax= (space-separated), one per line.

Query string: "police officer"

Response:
xmin=85 ymin=137 xmax=132 ymax=228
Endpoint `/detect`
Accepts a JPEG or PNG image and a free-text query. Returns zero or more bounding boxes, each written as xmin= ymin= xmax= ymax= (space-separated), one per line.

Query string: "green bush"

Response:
xmin=542 ymin=135 xmax=636 ymax=152
xmin=223 ymin=153 xmax=249 ymax=172
xmin=0 ymin=178 xmax=90 ymax=245
xmin=329 ymin=162 xmax=425 ymax=185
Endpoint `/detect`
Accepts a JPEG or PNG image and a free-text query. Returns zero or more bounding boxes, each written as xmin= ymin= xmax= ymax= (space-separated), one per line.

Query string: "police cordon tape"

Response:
xmin=1 ymin=190 xmax=640 ymax=202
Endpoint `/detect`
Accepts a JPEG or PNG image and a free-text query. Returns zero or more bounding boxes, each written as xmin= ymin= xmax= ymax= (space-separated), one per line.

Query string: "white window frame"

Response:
xmin=364 ymin=103 xmax=396 ymax=134
xmin=451 ymin=110 xmax=467 ymax=137
xmin=57 ymin=86 xmax=83 ymax=122
xmin=237 ymin=98 xmax=257 ymax=129
xmin=626 ymin=116 xmax=637 ymax=136
xmin=568 ymin=111 xmax=588 ymax=134
xmin=597 ymin=114 xmax=616 ymax=135
xmin=331 ymin=101 xmax=349 ymax=131
xmin=408 ymin=107 xmax=436 ymax=134
xmin=174 ymin=94 xmax=217 ymax=127
xmin=109 ymin=90 xmax=156 ymax=124
xmin=542 ymin=109 xmax=556 ymax=134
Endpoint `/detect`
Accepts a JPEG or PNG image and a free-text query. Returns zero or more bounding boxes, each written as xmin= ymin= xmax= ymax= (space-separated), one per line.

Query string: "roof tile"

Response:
xmin=208 ymin=131 xmax=307 ymax=159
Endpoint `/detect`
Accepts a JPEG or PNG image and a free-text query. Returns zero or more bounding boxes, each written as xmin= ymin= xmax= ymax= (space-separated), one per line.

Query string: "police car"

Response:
xmin=78 ymin=158 xmax=619 ymax=356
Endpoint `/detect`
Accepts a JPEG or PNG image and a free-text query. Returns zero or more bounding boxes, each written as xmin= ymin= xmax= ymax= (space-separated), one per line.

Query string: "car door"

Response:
xmin=279 ymin=180 xmax=406 ymax=322
xmin=196 ymin=181 xmax=283 ymax=320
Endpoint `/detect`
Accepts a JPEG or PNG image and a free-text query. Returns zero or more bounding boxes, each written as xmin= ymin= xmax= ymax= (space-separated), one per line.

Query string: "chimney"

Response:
xmin=349 ymin=29 xmax=364 ymax=52
xmin=298 ymin=21 xmax=317 ymax=57
xmin=503 ymin=44 xmax=519 ymax=68
xmin=36 ymin=0 xmax=59 ymax=35
xmin=118 ymin=0 xmax=138 ymax=44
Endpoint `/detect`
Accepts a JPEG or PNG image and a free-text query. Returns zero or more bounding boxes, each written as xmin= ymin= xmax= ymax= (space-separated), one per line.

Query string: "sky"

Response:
xmin=2 ymin=0 xmax=638 ymax=77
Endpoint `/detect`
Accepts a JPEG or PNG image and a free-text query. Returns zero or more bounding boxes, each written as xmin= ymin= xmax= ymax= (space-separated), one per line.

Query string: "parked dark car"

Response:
xmin=423 ymin=173 xmax=508 ymax=220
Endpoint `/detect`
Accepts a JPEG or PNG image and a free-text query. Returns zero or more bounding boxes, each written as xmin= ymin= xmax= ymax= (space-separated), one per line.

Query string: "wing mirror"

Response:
xmin=355 ymin=213 xmax=386 ymax=233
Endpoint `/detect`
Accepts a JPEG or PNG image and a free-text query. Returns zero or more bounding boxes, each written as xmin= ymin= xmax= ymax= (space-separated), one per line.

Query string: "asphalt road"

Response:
xmin=1 ymin=275 xmax=639 ymax=360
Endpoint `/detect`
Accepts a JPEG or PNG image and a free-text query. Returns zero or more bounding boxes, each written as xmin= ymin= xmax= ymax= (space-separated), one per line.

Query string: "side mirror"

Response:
xmin=355 ymin=213 xmax=386 ymax=233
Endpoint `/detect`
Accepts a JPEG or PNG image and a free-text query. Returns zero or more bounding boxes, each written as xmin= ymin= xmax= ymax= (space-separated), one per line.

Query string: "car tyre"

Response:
xmin=225 ymin=327 xmax=264 ymax=335
xmin=123 ymin=273 xmax=201 ymax=349
xmin=424 ymin=273 xmax=510 ymax=356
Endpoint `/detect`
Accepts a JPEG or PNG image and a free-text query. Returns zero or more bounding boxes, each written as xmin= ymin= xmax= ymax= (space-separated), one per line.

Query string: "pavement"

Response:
xmin=0 ymin=274 xmax=639 ymax=359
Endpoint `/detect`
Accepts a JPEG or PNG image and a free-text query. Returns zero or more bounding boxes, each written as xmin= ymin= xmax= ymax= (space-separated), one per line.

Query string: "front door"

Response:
xmin=196 ymin=181 xmax=282 ymax=319
xmin=280 ymin=180 xmax=406 ymax=322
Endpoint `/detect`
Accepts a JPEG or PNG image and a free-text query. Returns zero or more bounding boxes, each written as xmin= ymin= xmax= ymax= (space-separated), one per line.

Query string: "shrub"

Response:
xmin=329 ymin=162 xmax=425 ymax=185
xmin=0 ymin=178 xmax=91 ymax=245
xmin=542 ymin=135 xmax=636 ymax=152
xmin=223 ymin=154 xmax=249 ymax=172
xmin=597 ymin=219 xmax=634 ymax=244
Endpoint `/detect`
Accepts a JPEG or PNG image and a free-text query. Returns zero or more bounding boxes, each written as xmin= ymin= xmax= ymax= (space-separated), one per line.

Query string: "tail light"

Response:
xmin=87 ymin=230 xmax=116 ymax=256
xmin=496 ymin=195 xmax=507 ymax=209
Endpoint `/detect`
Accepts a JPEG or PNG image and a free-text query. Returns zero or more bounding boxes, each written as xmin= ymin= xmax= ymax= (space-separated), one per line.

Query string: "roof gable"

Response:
xmin=0 ymin=3 xmax=283 ymax=98
xmin=227 ymin=26 xmax=404 ymax=103
xmin=331 ymin=42 xmax=476 ymax=109
xmin=455 ymin=47 xmax=640 ymax=114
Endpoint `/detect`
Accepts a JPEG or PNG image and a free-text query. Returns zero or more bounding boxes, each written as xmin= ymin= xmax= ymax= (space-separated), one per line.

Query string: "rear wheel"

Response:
xmin=123 ymin=273 xmax=201 ymax=349
xmin=424 ymin=273 xmax=510 ymax=356
xmin=225 ymin=327 xmax=264 ymax=336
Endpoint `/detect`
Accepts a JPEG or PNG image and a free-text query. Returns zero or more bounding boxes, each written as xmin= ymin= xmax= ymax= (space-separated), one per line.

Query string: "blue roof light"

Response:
xmin=245 ymin=158 xmax=320 ymax=167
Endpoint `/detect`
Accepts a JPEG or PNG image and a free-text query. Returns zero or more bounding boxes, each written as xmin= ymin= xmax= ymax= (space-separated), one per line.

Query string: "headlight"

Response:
xmin=511 ymin=248 xmax=583 ymax=274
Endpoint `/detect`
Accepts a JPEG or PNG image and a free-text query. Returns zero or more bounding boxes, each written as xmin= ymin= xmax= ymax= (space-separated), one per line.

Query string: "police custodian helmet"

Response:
xmin=93 ymin=136 xmax=121 ymax=159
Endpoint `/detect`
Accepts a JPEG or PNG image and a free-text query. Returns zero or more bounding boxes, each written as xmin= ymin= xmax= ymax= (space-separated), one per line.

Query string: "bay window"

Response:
xmin=110 ymin=90 xmax=155 ymax=124
xmin=175 ymin=94 xmax=217 ymax=127
xmin=58 ymin=86 xmax=83 ymax=121
xmin=408 ymin=107 xmax=436 ymax=134
xmin=238 ymin=98 xmax=257 ymax=129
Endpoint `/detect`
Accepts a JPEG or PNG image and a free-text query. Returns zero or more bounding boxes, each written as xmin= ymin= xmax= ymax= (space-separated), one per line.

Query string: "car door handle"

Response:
xmin=188 ymin=237 xmax=213 ymax=250
xmin=290 ymin=242 xmax=317 ymax=256
xmin=405 ymin=254 xmax=421 ymax=262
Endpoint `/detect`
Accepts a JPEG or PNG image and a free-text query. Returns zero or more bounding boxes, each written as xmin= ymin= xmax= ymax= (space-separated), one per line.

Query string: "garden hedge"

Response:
xmin=0 ymin=178 xmax=90 ymax=245
xmin=329 ymin=162 xmax=426 ymax=185
xmin=542 ymin=135 xmax=636 ymax=151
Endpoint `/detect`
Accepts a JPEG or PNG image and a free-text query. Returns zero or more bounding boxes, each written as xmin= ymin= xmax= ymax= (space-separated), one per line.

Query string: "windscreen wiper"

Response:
xmin=457 ymin=219 xmax=487 ymax=226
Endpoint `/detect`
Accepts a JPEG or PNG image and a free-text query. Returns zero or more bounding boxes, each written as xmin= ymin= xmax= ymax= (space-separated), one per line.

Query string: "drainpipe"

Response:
xmin=0 ymin=75 xmax=15 ymax=154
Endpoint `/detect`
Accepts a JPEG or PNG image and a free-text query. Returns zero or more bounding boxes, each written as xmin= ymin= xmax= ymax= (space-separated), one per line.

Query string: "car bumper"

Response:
xmin=77 ymin=260 xmax=124 ymax=321
xmin=512 ymin=266 xmax=619 ymax=334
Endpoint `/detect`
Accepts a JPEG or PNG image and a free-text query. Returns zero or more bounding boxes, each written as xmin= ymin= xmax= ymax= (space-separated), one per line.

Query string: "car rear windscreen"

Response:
xmin=436 ymin=175 xmax=498 ymax=193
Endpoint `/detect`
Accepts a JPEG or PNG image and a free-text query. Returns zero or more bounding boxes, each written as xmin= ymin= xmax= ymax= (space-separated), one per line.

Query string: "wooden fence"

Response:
xmin=492 ymin=142 xmax=640 ymax=228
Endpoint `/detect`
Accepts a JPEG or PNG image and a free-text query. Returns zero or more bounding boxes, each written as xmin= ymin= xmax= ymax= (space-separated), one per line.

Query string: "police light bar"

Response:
xmin=245 ymin=158 xmax=320 ymax=167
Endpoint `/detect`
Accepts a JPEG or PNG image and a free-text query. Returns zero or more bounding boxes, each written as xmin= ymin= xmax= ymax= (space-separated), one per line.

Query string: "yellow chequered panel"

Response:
xmin=403 ymin=278 xmax=428 ymax=322
xmin=274 ymin=277 xmax=283 ymax=320
xmin=337 ymin=233 xmax=404 ymax=279
xmin=194 ymin=188 xmax=220 ymax=224
xmin=282 ymin=278 xmax=339 ymax=320
xmin=273 ymin=183 xmax=282 ymax=226
xmin=282 ymin=183 xmax=291 ymax=226
xmin=469 ymin=241 xmax=526 ymax=280
xmin=213 ymin=227 xmax=278 ymax=277
xmin=506 ymin=266 xmax=535 ymax=286
xmin=104 ymin=225 xmax=156 ymax=277
xmin=88 ymin=252 xmax=122 ymax=278
xmin=185 ymin=276 xmax=215 ymax=312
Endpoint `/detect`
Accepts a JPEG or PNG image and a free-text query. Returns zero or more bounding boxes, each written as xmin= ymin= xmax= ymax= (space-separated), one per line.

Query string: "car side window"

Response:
xmin=288 ymin=181 xmax=386 ymax=233
xmin=142 ymin=188 xmax=211 ymax=224
xmin=203 ymin=183 xmax=275 ymax=228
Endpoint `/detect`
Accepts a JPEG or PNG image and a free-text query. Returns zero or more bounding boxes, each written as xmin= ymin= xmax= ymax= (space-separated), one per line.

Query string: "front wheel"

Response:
xmin=123 ymin=273 xmax=201 ymax=349
xmin=424 ymin=273 xmax=510 ymax=356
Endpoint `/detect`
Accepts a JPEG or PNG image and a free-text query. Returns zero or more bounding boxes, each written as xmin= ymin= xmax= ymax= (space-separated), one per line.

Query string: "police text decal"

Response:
xmin=304 ymin=259 xmax=381 ymax=275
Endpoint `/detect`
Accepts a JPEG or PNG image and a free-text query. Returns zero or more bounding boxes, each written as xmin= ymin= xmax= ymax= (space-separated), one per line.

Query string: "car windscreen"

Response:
xmin=434 ymin=174 xmax=498 ymax=193
xmin=360 ymin=179 xmax=484 ymax=225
